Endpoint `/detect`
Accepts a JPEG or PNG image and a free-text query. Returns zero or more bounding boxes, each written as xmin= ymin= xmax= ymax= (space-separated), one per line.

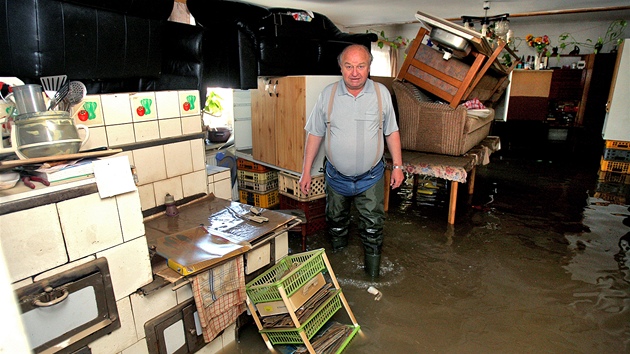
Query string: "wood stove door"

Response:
xmin=16 ymin=257 xmax=120 ymax=354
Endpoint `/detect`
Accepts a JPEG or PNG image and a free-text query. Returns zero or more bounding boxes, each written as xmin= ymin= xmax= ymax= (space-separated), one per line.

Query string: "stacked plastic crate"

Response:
xmin=597 ymin=140 xmax=630 ymax=204
xmin=278 ymin=172 xmax=327 ymax=250
xmin=237 ymin=158 xmax=280 ymax=209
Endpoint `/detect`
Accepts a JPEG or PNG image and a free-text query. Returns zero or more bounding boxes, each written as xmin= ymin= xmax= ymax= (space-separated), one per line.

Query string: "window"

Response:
xmin=370 ymin=43 xmax=392 ymax=77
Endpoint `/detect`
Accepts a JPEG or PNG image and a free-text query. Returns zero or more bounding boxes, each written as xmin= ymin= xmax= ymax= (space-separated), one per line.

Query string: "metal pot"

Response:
xmin=207 ymin=127 xmax=231 ymax=143
xmin=0 ymin=111 xmax=89 ymax=159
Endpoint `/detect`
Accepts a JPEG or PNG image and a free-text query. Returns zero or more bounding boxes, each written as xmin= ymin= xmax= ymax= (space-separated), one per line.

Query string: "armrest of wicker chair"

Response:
xmin=392 ymin=80 xmax=494 ymax=156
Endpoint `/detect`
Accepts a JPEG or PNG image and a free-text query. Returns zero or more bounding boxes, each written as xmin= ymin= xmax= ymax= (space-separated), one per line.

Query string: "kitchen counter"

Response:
xmin=143 ymin=194 xmax=299 ymax=281
xmin=0 ymin=177 xmax=97 ymax=216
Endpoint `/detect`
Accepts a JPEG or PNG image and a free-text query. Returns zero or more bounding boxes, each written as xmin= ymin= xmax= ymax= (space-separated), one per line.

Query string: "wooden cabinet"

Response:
xmin=506 ymin=53 xmax=616 ymax=129
xmin=251 ymin=76 xmax=339 ymax=175
xmin=506 ymin=70 xmax=553 ymax=121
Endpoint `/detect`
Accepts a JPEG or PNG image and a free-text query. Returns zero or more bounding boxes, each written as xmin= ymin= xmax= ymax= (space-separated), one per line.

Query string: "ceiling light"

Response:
xmin=461 ymin=1 xmax=511 ymax=44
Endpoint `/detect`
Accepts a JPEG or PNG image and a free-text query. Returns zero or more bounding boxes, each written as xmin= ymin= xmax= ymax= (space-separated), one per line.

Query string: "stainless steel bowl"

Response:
xmin=12 ymin=111 xmax=88 ymax=158
xmin=429 ymin=27 xmax=470 ymax=52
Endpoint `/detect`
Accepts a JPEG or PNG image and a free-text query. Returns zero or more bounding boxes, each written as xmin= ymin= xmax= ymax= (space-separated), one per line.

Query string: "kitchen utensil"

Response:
xmin=0 ymin=111 xmax=89 ymax=159
xmin=20 ymin=174 xmax=50 ymax=189
xmin=0 ymin=171 xmax=19 ymax=190
xmin=40 ymin=75 xmax=67 ymax=99
xmin=207 ymin=127 xmax=231 ymax=143
xmin=60 ymin=81 xmax=87 ymax=112
xmin=12 ymin=84 xmax=47 ymax=114
xmin=48 ymin=81 xmax=69 ymax=110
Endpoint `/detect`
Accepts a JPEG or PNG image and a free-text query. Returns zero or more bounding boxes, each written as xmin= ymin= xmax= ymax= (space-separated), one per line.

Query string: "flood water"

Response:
xmin=221 ymin=150 xmax=630 ymax=353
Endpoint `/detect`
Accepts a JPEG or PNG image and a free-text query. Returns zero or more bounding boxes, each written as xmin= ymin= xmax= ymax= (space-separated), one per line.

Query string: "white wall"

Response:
xmin=351 ymin=14 xmax=630 ymax=75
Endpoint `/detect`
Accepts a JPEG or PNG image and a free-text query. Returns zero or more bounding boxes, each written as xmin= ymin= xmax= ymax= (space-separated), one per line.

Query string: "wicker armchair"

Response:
xmin=392 ymin=80 xmax=495 ymax=156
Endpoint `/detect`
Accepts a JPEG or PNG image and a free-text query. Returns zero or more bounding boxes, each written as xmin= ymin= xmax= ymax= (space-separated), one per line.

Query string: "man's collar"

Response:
xmin=338 ymin=78 xmax=374 ymax=96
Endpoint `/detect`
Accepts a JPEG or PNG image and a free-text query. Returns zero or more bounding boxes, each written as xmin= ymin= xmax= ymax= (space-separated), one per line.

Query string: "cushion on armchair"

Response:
xmin=392 ymin=80 xmax=494 ymax=156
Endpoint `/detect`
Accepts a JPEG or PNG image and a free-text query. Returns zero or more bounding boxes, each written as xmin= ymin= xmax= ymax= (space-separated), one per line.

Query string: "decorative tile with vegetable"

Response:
xmin=72 ymin=95 xmax=103 ymax=126
xmin=178 ymin=90 xmax=200 ymax=117
xmin=130 ymin=92 xmax=157 ymax=121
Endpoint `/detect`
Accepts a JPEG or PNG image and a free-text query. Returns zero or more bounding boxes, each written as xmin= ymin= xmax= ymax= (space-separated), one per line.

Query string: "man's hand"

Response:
xmin=390 ymin=168 xmax=404 ymax=189
xmin=299 ymin=173 xmax=312 ymax=195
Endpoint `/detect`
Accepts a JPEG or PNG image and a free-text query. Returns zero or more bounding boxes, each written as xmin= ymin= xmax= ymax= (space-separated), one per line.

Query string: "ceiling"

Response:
xmin=237 ymin=0 xmax=630 ymax=28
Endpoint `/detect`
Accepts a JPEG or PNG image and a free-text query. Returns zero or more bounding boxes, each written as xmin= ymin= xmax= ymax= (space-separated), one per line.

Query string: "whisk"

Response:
xmin=48 ymin=81 xmax=69 ymax=110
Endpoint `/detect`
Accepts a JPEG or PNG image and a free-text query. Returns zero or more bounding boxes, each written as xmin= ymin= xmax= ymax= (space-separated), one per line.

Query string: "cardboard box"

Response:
xmin=255 ymin=272 xmax=326 ymax=317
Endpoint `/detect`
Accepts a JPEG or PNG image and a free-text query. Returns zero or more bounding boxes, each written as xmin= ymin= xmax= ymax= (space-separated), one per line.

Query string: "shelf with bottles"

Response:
xmin=545 ymin=99 xmax=580 ymax=127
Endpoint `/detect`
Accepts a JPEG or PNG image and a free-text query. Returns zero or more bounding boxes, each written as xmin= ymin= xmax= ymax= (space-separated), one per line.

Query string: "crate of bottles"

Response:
xmin=278 ymin=172 xmax=325 ymax=202
xmin=239 ymin=189 xmax=279 ymax=208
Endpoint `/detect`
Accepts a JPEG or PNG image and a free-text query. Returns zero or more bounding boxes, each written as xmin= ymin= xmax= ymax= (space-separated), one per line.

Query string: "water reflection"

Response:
xmin=564 ymin=197 xmax=630 ymax=345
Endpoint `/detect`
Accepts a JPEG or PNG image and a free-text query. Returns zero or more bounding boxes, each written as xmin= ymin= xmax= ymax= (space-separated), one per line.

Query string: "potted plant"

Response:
xmin=203 ymin=90 xmax=224 ymax=117
xmin=203 ymin=90 xmax=231 ymax=143
xmin=366 ymin=29 xmax=409 ymax=50
xmin=558 ymin=19 xmax=627 ymax=54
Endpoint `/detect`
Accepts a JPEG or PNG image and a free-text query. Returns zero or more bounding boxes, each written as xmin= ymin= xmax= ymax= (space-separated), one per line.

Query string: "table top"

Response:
xmin=387 ymin=136 xmax=500 ymax=183
xmin=144 ymin=194 xmax=299 ymax=277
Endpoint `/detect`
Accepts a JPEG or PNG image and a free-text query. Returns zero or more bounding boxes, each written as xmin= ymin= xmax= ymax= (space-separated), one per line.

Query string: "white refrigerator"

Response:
xmin=602 ymin=38 xmax=630 ymax=141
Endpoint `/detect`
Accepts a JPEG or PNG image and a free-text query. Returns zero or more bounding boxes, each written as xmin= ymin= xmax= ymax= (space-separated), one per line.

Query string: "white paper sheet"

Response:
xmin=93 ymin=156 xmax=137 ymax=198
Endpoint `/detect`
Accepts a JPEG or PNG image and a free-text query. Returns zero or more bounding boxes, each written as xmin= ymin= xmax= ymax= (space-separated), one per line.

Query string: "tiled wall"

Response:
xmin=0 ymin=89 xmax=238 ymax=353
xmin=71 ymin=89 xmax=210 ymax=211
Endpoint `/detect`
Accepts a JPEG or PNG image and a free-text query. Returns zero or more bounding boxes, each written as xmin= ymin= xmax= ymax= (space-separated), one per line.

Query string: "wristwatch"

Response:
xmin=392 ymin=165 xmax=404 ymax=169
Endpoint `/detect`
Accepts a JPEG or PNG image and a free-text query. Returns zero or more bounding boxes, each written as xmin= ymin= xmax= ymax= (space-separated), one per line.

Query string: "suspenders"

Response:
xmin=325 ymin=82 xmax=383 ymax=171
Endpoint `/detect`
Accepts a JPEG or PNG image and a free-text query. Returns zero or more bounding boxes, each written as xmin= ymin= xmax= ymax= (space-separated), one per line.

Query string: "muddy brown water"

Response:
xmin=220 ymin=152 xmax=630 ymax=353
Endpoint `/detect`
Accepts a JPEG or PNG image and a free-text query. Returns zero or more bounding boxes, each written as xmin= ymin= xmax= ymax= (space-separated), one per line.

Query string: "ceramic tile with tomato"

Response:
xmin=72 ymin=95 xmax=104 ymax=126
xmin=178 ymin=90 xmax=200 ymax=117
xmin=130 ymin=92 xmax=157 ymax=122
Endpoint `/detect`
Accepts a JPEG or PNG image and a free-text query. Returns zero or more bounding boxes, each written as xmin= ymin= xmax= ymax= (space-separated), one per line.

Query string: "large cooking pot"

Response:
xmin=0 ymin=111 xmax=89 ymax=159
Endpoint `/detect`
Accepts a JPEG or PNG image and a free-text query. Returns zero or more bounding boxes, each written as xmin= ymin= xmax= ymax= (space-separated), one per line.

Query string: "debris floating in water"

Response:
xmin=367 ymin=286 xmax=383 ymax=301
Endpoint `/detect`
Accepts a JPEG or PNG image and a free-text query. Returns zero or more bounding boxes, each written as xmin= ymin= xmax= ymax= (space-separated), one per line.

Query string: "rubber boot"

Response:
xmin=364 ymin=253 xmax=381 ymax=278
xmin=329 ymin=227 xmax=348 ymax=253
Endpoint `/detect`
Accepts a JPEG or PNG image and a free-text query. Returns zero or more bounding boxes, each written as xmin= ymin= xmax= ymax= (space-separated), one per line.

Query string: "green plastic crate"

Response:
xmin=260 ymin=289 xmax=343 ymax=345
xmin=246 ymin=248 xmax=327 ymax=304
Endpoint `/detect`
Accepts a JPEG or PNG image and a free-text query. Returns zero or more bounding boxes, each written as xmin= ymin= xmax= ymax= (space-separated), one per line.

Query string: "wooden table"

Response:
xmin=385 ymin=136 xmax=500 ymax=224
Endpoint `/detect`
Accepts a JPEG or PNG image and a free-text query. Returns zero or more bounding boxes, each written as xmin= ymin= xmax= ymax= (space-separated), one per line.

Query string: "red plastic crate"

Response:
xmin=237 ymin=158 xmax=272 ymax=172
xmin=289 ymin=215 xmax=327 ymax=251
xmin=279 ymin=194 xmax=326 ymax=220
xmin=295 ymin=215 xmax=326 ymax=235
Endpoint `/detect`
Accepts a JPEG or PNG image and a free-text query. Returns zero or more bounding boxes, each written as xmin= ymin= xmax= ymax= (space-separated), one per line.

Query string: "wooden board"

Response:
xmin=0 ymin=149 xmax=123 ymax=170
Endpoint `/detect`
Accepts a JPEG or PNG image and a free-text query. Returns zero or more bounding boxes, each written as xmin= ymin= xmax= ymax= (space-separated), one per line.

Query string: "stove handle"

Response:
xmin=33 ymin=286 xmax=69 ymax=307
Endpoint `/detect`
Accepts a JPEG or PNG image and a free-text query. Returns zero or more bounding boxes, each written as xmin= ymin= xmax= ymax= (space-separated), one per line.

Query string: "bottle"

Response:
xmin=165 ymin=193 xmax=179 ymax=216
